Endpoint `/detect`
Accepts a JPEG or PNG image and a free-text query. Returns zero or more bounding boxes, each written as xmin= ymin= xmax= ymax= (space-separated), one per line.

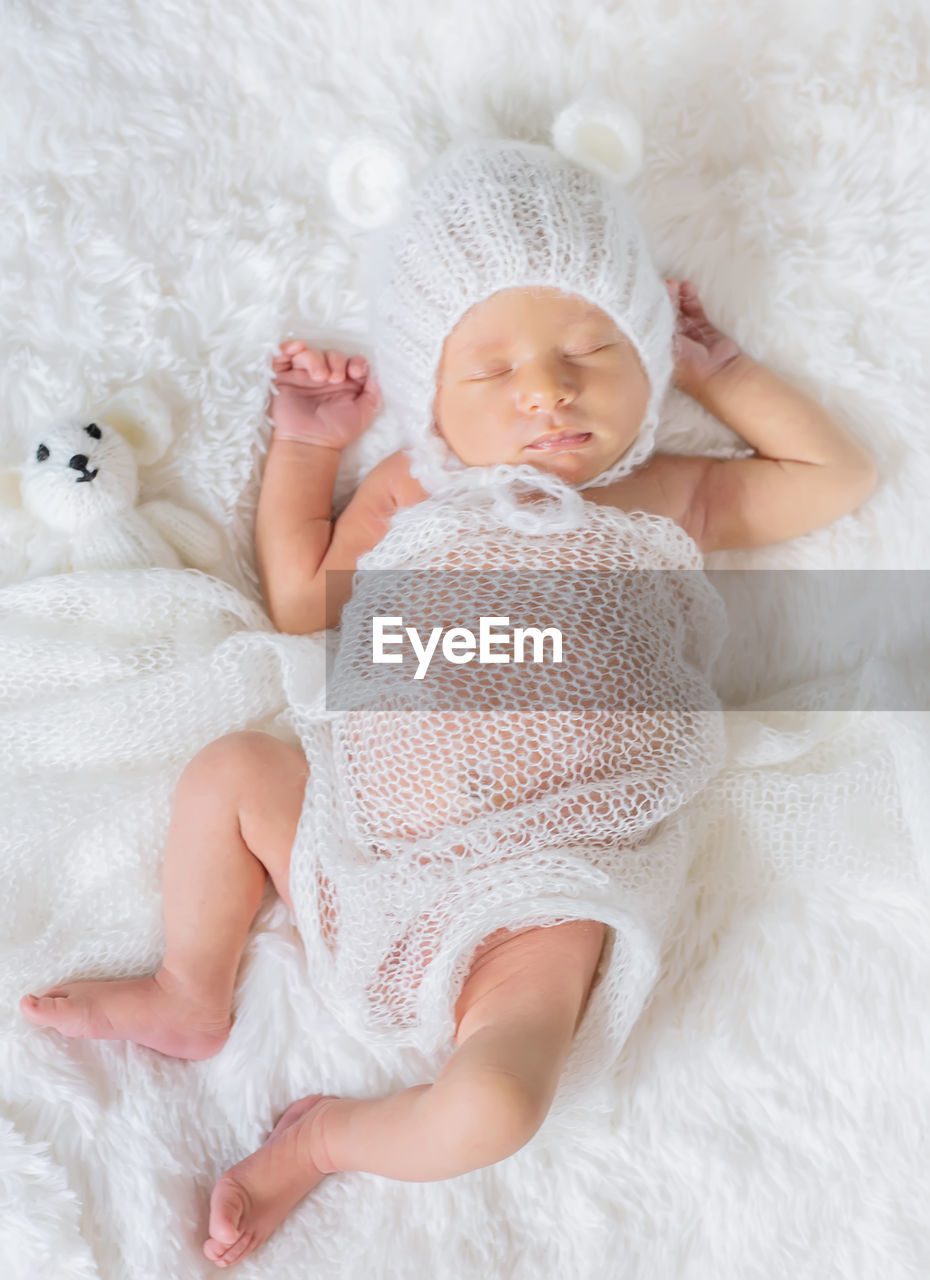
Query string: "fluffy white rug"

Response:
xmin=2 ymin=1 xmax=929 ymax=1277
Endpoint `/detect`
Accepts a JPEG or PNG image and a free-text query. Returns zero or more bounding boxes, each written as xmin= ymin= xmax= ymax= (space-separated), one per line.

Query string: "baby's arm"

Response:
xmin=256 ymin=343 xmax=426 ymax=634
xmin=682 ymin=355 xmax=879 ymax=553
xmin=589 ymin=281 xmax=880 ymax=551
xmin=672 ymin=279 xmax=879 ymax=551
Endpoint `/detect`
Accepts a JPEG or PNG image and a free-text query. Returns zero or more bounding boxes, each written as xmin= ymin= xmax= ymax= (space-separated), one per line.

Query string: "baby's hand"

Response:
xmin=665 ymin=279 xmax=743 ymax=398
xmin=270 ymin=341 xmax=382 ymax=448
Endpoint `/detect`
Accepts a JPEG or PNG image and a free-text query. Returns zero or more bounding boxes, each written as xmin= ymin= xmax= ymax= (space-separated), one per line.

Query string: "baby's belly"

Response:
xmin=331 ymin=554 xmax=723 ymax=848
xmin=334 ymin=703 xmax=710 ymax=847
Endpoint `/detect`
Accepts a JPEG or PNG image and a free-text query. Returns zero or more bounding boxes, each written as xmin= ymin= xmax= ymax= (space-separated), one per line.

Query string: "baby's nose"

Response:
xmin=516 ymin=373 xmax=573 ymax=413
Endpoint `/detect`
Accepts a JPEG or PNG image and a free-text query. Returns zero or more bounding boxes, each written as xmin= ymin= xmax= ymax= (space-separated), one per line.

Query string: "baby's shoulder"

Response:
xmin=584 ymin=452 xmax=709 ymax=540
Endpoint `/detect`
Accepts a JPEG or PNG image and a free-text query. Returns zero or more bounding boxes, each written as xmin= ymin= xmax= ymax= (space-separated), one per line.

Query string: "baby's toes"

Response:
xmin=216 ymin=1229 xmax=259 ymax=1268
xmin=203 ymin=1238 xmax=226 ymax=1264
xmin=207 ymin=1179 xmax=247 ymax=1249
xmin=20 ymin=993 xmax=82 ymax=1034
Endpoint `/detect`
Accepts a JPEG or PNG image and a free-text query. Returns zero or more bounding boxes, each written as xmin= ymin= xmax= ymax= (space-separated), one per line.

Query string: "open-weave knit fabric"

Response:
xmin=288 ymin=496 xmax=729 ymax=1111
xmin=362 ymin=138 xmax=677 ymax=531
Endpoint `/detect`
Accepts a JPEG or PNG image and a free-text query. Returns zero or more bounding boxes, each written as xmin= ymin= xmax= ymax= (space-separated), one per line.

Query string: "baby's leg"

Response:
xmin=319 ymin=919 xmax=609 ymax=1178
xmin=20 ymin=731 xmax=309 ymax=1059
xmin=202 ymin=919 xmax=606 ymax=1268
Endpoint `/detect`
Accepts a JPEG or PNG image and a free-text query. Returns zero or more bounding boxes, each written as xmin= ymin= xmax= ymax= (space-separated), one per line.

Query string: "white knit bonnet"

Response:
xmin=328 ymin=101 xmax=676 ymax=531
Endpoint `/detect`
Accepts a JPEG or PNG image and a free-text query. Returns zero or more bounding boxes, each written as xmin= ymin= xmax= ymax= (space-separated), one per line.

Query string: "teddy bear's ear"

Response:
xmin=0 ymin=459 xmax=23 ymax=509
xmin=327 ymin=136 xmax=412 ymax=229
xmin=0 ymin=460 xmax=27 ymax=550
xmin=97 ymin=386 xmax=173 ymax=467
xmin=551 ymin=97 xmax=644 ymax=184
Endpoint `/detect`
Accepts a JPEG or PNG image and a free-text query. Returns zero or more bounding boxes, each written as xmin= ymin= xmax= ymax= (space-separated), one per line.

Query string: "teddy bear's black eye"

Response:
xmin=36 ymin=443 xmax=49 ymax=462
xmin=85 ymin=423 xmax=102 ymax=439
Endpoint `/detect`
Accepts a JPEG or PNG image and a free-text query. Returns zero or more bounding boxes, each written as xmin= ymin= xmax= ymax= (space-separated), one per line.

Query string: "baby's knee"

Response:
xmin=440 ymin=1067 xmax=546 ymax=1170
xmin=179 ymin=732 xmax=302 ymax=805
xmin=184 ymin=731 xmax=286 ymax=780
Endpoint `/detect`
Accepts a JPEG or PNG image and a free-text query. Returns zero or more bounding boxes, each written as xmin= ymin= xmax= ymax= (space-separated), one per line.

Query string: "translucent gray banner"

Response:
xmin=323 ymin=569 xmax=930 ymax=713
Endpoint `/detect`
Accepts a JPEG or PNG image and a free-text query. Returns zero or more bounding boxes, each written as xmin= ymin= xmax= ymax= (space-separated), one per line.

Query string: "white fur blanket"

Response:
xmin=2 ymin=2 xmax=930 ymax=1277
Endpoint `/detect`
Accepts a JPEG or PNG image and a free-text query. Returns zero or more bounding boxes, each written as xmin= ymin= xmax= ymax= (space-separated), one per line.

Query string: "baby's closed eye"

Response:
xmin=564 ymin=343 xmax=616 ymax=357
xmin=466 ymin=344 xmax=616 ymax=380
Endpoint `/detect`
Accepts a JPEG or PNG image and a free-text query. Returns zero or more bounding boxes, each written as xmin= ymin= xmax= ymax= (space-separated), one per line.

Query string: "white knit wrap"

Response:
xmin=362 ymin=137 xmax=676 ymax=531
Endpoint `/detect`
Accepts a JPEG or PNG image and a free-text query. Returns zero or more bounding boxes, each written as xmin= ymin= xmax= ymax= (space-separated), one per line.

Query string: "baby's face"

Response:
xmin=432 ymin=287 xmax=650 ymax=486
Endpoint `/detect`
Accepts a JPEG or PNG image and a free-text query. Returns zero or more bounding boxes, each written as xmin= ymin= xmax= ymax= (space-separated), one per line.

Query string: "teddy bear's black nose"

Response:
xmin=69 ymin=454 xmax=89 ymax=470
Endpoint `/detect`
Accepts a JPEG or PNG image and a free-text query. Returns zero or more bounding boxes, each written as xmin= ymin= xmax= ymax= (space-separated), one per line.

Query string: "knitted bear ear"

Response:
xmin=97 ymin=386 xmax=173 ymax=467
xmin=550 ymin=98 xmax=644 ymax=184
xmin=327 ymin=136 xmax=413 ymax=229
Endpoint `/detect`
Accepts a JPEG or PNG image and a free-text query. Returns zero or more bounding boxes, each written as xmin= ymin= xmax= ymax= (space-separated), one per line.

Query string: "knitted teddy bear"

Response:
xmin=0 ymin=386 xmax=224 ymax=585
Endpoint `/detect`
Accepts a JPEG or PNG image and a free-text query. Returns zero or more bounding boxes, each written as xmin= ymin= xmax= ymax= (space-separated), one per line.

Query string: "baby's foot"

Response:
xmin=203 ymin=1094 xmax=338 ymax=1269
xmin=19 ymin=969 xmax=232 ymax=1060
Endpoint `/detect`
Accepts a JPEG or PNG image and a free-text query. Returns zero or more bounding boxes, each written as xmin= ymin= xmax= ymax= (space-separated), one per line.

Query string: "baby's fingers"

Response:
xmin=291 ymin=346 xmax=330 ymax=381
xmin=324 ymin=350 xmax=348 ymax=383
xmin=678 ymin=281 xmax=706 ymax=312
xmin=359 ymin=373 xmax=382 ymax=413
xmin=666 ymin=278 xmax=703 ymax=310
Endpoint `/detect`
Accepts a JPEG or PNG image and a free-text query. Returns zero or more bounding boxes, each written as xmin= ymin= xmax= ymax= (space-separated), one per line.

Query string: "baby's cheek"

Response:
xmin=439 ymin=399 xmax=510 ymax=466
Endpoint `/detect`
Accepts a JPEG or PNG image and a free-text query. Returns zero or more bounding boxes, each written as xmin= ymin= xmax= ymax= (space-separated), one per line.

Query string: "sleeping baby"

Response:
xmin=20 ymin=136 xmax=878 ymax=1269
